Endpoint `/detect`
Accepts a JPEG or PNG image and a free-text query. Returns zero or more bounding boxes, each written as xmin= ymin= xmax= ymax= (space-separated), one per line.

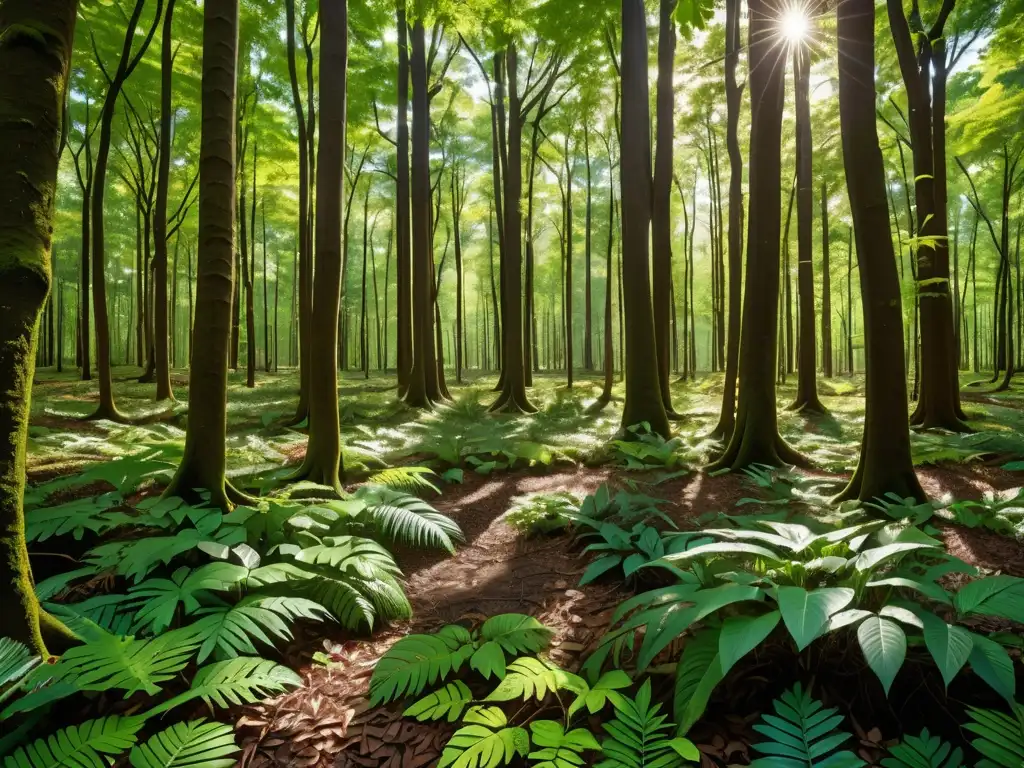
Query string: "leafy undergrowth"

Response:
xmin=13 ymin=370 xmax=1024 ymax=767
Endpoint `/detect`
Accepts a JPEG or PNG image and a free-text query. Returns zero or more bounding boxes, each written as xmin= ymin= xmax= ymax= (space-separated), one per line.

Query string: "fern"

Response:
xmin=188 ymin=596 xmax=331 ymax=662
xmin=293 ymin=535 xmax=403 ymax=575
xmin=45 ymin=593 xmax=137 ymax=635
xmin=147 ymin=657 xmax=303 ymax=717
xmin=529 ymin=721 xmax=602 ymax=768
xmin=366 ymin=467 xmax=440 ymax=495
xmin=964 ymin=704 xmax=1024 ymax=768
xmin=25 ymin=492 xmax=125 ymax=542
xmin=360 ymin=488 xmax=464 ymax=553
xmin=128 ymin=563 xmax=250 ymax=635
xmin=0 ymin=640 xmax=36 ymax=692
xmin=484 ymin=657 xmax=585 ymax=702
xmin=750 ymin=684 xmax=864 ymax=767
xmin=29 ymin=630 xmax=198 ymax=697
xmin=437 ymin=707 xmax=530 ymax=768
xmin=881 ymin=728 xmax=964 ymax=768
xmin=404 ymin=681 xmax=475 ymax=722
xmin=128 ymin=719 xmax=239 ymax=768
xmin=596 ymin=680 xmax=699 ymax=768
xmin=2 ymin=715 xmax=145 ymax=768
xmin=370 ymin=625 xmax=475 ymax=705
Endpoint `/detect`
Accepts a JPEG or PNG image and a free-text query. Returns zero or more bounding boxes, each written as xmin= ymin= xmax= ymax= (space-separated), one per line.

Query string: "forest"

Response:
xmin=5 ymin=0 xmax=1024 ymax=765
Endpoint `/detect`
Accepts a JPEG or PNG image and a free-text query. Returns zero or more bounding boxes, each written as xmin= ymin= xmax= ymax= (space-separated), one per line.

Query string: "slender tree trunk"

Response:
xmin=164 ymin=0 xmax=252 ymax=510
xmin=619 ymin=0 xmax=670 ymax=437
xmin=360 ymin=185 xmax=369 ymax=378
xmin=584 ymin=124 xmax=594 ymax=371
xmin=711 ymin=0 xmax=802 ymax=470
xmin=453 ymin=167 xmax=464 ymax=383
xmin=395 ymin=1 xmax=412 ymax=393
xmin=821 ymin=182 xmax=833 ymax=377
xmin=564 ymin=134 xmax=574 ymax=388
xmin=835 ymin=0 xmax=923 ymax=501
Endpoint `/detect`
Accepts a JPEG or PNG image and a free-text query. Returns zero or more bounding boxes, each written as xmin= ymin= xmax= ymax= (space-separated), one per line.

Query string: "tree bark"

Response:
xmin=710 ymin=0 xmax=802 ymax=470
xmin=835 ymin=0 xmax=925 ymax=502
xmin=821 ymin=182 xmax=833 ymax=377
xmin=0 ymin=0 xmax=80 ymax=656
xmin=619 ymin=0 xmax=669 ymax=437
xmin=163 ymin=0 xmax=253 ymax=510
xmin=395 ymin=1 xmax=413 ymax=393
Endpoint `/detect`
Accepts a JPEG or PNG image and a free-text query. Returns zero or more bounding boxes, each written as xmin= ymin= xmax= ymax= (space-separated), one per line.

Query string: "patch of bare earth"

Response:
xmin=234 ymin=462 xmax=1024 ymax=768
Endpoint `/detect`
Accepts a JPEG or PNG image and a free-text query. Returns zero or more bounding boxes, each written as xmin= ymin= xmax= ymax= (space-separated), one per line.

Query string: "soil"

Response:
xmin=235 ymin=461 xmax=1024 ymax=768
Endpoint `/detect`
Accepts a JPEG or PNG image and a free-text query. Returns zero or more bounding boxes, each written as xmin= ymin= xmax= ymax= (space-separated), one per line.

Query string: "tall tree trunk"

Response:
xmin=360 ymin=185 xmax=369 ymax=378
xmin=711 ymin=0 xmax=802 ymax=470
xmin=0 ymin=0 xmax=80 ymax=656
xmin=596 ymin=152 xmax=617 ymax=408
xmin=847 ymin=228 xmax=854 ymax=373
xmin=821 ymin=182 xmax=833 ymax=377
xmin=564 ymin=133 xmax=574 ymax=388
xmin=404 ymin=20 xmax=436 ymax=408
xmin=395 ymin=1 xmax=412 ymax=393
xmin=152 ymin=0 xmax=178 ymax=402
xmin=453 ymin=167 xmax=464 ymax=383
xmin=90 ymin=0 xmax=162 ymax=422
xmin=888 ymin=0 xmax=967 ymax=431
xmin=619 ymin=0 xmax=670 ymax=437
xmin=790 ymin=44 xmax=825 ymax=413
xmin=292 ymin=0 xmax=347 ymax=490
xmin=490 ymin=44 xmax=536 ymax=413
xmin=164 ymin=0 xmax=251 ymax=510
xmin=652 ymin=0 xmax=678 ymax=414
xmin=835 ymin=0 xmax=924 ymax=501
xmin=584 ymin=124 xmax=594 ymax=371
xmin=711 ymin=0 xmax=744 ymax=439
xmin=262 ymin=199 xmax=269 ymax=372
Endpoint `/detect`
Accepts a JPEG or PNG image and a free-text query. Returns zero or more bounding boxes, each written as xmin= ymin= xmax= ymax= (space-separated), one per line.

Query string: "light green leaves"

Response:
xmin=528 ymin=721 xmax=601 ymax=768
xmin=599 ymin=680 xmax=695 ymax=768
xmin=484 ymin=657 xmax=584 ymax=702
xmin=405 ymin=681 xmax=475 ymax=722
xmin=437 ymin=707 xmax=529 ymax=768
xmin=857 ymin=617 xmax=907 ymax=696
xmin=147 ymin=658 xmax=302 ymax=717
xmin=3 ymin=715 xmax=145 ymax=768
xmin=370 ymin=630 xmax=474 ymax=705
xmin=128 ymin=719 xmax=239 ymax=768
xmin=719 ymin=611 xmax=781 ymax=677
xmin=567 ymin=670 xmax=632 ymax=717
xmin=777 ymin=587 xmax=854 ymax=651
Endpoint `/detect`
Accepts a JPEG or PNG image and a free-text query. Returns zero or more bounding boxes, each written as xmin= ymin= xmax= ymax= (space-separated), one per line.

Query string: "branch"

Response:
xmin=372 ymin=99 xmax=397 ymax=146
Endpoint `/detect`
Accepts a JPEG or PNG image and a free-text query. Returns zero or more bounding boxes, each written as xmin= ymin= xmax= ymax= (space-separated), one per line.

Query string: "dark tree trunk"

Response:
xmin=564 ymin=133 xmax=574 ymax=388
xmin=619 ymin=0 xmax=670 ymax=437
xmin=453 ymin=166 xmax=465 ymax=383
xmin=711 ymin=0 xmax=802 ymax=470
xmin=164 ymin=0 xmax=252 ymax=509
xmin=834 ymin=0 xmax=924 ymax=502
xmin=395 ymin=1 xmax=412 ymax=393
xmin=292 ymin=0 xmax=347 ymax=490
xmin=821 ymin=182 xmax=833 ymax=377
xmin=584 ymin=124 xmax=594 ymax=371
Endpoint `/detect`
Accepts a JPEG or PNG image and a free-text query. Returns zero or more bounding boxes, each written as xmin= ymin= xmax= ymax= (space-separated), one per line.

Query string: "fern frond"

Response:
xmin=404 ymin=681 xmax=475 ymax=722
xmin=147 ymin=657 xmax=302 ymax=717
xmin=128 ymin=719 xmax=239 ymax=768
xmin=366 ymin=467 xmax=440 ymax=495
xmin=881 ymin=728 xmax=964 ymax=768
xmin=750 ymin=683 xmax=864 ymax=767
xmin=596 ymin=679 xmax=698 ymax=768
xmin=370 ymin=626 xmax=475 ymax=705
xmin=363 ymin=489 xmax=464 ymax=553
xmin=484 ymin=657 xmax=585 ymax=702
xmin=0 ymin=639 xmax=36 ymax=691
xmin=2 ymin=715 xmax=144 ymax=768
xmin=188 ymin=596 xmax=331 ymax=662
xmin=964 ymin=704 xmax=1024 ymax=768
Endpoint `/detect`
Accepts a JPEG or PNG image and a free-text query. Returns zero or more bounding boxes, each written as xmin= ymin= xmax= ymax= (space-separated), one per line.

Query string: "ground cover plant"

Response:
xmin=7 ymin=0 xmax=1024 ymax=765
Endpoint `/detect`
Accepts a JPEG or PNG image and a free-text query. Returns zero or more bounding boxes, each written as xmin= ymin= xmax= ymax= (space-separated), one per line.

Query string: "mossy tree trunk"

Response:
xmin=619 ymin=0 xmax=670 ymax=438
xmin=0 ymin=0 xmax=79 ymax=656
xmin=834 ymin=0 xmax=925 ymax=503
xmin=163 ymin=0 xmax=252 ymax=511
xmin=710 ymin=0 xmax=803 ymax=470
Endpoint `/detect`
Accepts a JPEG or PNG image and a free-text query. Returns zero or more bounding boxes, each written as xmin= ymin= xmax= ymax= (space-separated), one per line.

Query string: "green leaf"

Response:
xmin=147 ymin=657 xmax=302 ymax=717
xmin=968 ymin=633 xmax=1017 ymax=704
xmin=369 ymin=629 xmax=474 ymax=705
xmin=673 ymin=627 xmax=723 ymax=735
xmin=598 ymin=679 xmax=689 ymax=768
xmin=751 ymin=684 xmax=864 ymax=768
xmin=437 ymin=723 xmax=530 ymax=768
xmin=3 ymin=715 xmax=145 ymax=768
xmin=568 ymin=669 xmax=632 ymax=717
xmin=188 ymin=596 xmax=331 ymax=662
xmin=471 ymin=642 xmax=507 ymax=680
xmin=719 ymin=611 xmax=781 ymax=677
xmin=965 ymin=704 xmax=1024 ymax=768
xmin=857 ymin=617 xmax=906 ymax=696
xmin=479 ymin=614 xmax=554 ymax=655
xmin=528 ymin=721 xmax=602 ymax=768
xmin=880 ymin=727 xmax=964 ymax=768
xmin=128 ymin=719 xmax=239 ymax=768
xmin=484 ymin=657 xmax=584 ymax=702
xmin=581 ymin=554 xmax=624 ymax=585
xmin=404 ymin=681 xmax=474 ymax=722
xmin=777 ymin=587 xmax=855 ymax=651
xmin=917 ymin=612 xmax=973 ymax=688
xmin=955 ymin=575 xmax=1024 ymax=621
xmin=0 ymin=639 xmax=37 ymax=691
xmin=854 ymin=543 xmax=937 ymax=572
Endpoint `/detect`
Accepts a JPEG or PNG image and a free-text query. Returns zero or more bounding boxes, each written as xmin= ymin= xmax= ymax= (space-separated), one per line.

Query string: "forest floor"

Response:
xmin=24 ymin=367 xmax=1024 ymax=767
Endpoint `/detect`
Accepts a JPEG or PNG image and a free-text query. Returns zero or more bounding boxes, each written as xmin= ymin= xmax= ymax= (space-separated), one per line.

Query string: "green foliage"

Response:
xmin=881 ymin=728 xmax=965 ymax=768
xmin=2 ymin=715 xmax=145 ymax=768
xmin=579 ymin=524 xmax=705 ymax=586
xmin=609 ymin=424 xmax=688 ymax=471
xmin=188 ymin=596 xmax=331 ymax=662
xmin=749 ymin=684 xmax=864 ymax=768
xmin=528 ymin=721 xmax=602 ymax=768
xmin=367 ymin=466 xmax=441 ymax=495
xmin=965 ymin=704 xmax=1024 ymax=768
xmin=405 ymin=681 xmax=476 ymax=722
xmin=370 ymin=616 xmax=554 ymax=705
xmin=437 ymin=707 xmax=530 ymax=768
xmin=148 ymin=657 xmax=303 ymax=716
xmin=128 ymin=719 xmax=239 ymax=768
xmin=596 ymin=680 xmax=699 ymax=768
xmin=25 ymin=491 xmax=126 ymax=542
xmin=0 ymin=640 xmax=36 ymax=695
xmin=484 ymin=657 xmax=585 ymax=703
xmin=503 ymin=492 xmax=579 ymax=536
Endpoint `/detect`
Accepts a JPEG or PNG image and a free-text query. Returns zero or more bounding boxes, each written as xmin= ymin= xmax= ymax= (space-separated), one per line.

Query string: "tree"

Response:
xmin=163 ymin=0 xmax=251 ymax=510
xmin=887 ymin=0 xmax=969 ymax=431
xmin=293 ymin=0 xmax=347 ymax=491
xmin=710 ymin=0 xmax=803 ymax=470
xmin=88 ymin=0 xmax=163 ymax=422
xmin=835 ymin=0 xmax=925 ymax=502
xmin=788 ymin=36 xmax=826 ymax=414
xmin=619 ymin=0 xmax=670 ymax=438
xmin=0 ymin=0 xmax=80 ymax=656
